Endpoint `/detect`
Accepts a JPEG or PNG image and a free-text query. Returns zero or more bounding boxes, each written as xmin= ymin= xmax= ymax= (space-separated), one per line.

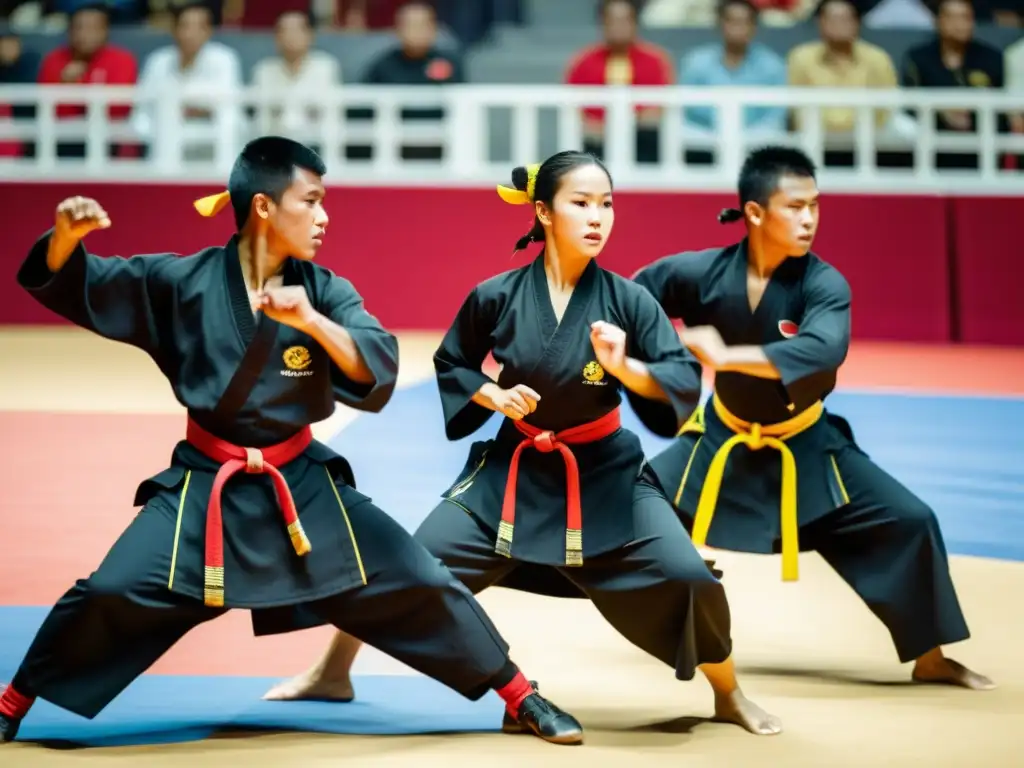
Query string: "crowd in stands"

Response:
xmin=0 ymin=0 xmax=1021 ymax=170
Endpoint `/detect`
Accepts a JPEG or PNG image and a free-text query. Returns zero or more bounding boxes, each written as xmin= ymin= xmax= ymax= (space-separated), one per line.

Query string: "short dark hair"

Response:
xmin=598 ymin=0 xmax=640 ymax=20
xmin=69 ymin=3 xmax=112 ymax=22
xmin=739 ymin=145 xmax=816 ymax=207
xmin=719 ymin=146 xmax=816 ymax=223
xmin=396 ymin=1 xmax=437 ymax=18
xmin=717 ymin=0 xmax=759 ymax=21
xmin=934 ymin=0 xmax=973 ymax=16
xmin=227 ymin=136 xmax=326 ymax=230
xmin=813 ymin=0 xmax=861 ymax=19
xmin=171 ymin=1 xmax=214 ymax=26
xmin=509 ymin=150 xmax=612 ymax=251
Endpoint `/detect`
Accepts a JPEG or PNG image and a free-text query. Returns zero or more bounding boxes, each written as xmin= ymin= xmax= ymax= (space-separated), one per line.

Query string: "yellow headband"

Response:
xmin=496 ymin=163 xmax=540 ymax=205
xmin=193 ymin=190 xmax=231 ymax=218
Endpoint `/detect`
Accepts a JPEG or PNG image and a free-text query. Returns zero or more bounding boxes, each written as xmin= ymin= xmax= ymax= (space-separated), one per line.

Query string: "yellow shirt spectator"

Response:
xmin=787 ymin=40 xmax=898 ymax=132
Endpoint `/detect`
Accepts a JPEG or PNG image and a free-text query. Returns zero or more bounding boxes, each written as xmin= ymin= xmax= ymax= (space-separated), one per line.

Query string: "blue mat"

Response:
xmin=3 ymin=383 xmax=1022 ymax=748
xmin=0 ymin=611 xmax=501 ymax=747
xmin=332 ymin=382 xmax=1024 ymax=563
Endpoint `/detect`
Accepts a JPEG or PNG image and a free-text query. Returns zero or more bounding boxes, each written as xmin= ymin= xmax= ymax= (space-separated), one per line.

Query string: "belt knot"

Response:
xmin=532 ymin=431 xmax=557 ymax=453
xmin=747 ymin=423 xmax=764 ymax=449
xmin=244 ymin=447 xmax=264 ymax=473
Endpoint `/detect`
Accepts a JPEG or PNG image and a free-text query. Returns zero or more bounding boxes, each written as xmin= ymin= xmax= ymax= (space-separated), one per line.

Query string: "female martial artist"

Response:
xmin=266 ymin=150 xmax=783 ymax=738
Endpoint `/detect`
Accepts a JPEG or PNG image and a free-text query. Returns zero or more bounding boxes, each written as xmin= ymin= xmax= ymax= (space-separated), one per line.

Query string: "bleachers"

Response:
xmin=4 ymin=21 xmax=1020 ymax=86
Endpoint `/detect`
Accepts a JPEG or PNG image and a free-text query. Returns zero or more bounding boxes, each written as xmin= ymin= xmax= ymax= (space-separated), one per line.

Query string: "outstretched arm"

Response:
xmin=17 ymin=196 xmax=172 ymax=357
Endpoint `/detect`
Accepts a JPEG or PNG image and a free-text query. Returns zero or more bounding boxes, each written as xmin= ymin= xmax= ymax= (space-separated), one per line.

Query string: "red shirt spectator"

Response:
xmin=565 ymin=0 xmax=674 ymax=130
xmin=37 ymin=5 xmax=137 ymax=121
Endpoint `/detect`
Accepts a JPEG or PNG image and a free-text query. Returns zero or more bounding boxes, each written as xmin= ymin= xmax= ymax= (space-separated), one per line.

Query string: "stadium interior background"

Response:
xmin=1 ymin=1 xmax=1023 ymax=766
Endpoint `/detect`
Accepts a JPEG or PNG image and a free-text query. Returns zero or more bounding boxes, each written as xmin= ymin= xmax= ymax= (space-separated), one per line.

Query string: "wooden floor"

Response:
xmin=2 ymin=328 xmax=1023 ymax=767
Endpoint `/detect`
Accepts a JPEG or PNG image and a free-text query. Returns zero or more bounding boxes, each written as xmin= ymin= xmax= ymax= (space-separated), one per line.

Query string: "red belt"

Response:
xmin=497 ymin=408 xmax=621 ymax=566
xmin=186 ymin=418 xmax=313 ymax=607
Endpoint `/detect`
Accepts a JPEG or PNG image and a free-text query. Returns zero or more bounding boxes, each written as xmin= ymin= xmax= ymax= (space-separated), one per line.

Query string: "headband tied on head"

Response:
xmin=194 ymin=190 xmax=231 ymax=218
xmin=496 ymin=163 xmax=540 ymax=205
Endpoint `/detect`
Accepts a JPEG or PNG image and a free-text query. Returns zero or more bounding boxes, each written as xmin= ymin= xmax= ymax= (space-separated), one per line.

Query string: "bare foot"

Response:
xmin=712 ymin=690 xmax=783 ymax=735
xmin=262 ymin=669 xmax=355 ymax=702
xmin=912 ymin=657 xmax=995 ymax=691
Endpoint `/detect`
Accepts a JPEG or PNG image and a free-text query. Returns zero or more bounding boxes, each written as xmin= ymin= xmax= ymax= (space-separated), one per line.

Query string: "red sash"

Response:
xmin=186 ymin=418 xmax=312 ymax=607
xmin=496 ymin=408 xmax=621 ymax=566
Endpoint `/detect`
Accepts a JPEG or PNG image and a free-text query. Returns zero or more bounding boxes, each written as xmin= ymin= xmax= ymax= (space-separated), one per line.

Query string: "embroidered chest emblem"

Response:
xmin=778 ymin=320 xmax=799 ymax=339
xmin=582 ymin=360 xmax=608 ymax=386
xmin=281 ymin=346 xmax=314 ymax=377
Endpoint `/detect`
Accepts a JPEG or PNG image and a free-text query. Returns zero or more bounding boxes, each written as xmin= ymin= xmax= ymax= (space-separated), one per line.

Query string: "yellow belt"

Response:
xmin=682 ymin=394 xmax=824 ymax=582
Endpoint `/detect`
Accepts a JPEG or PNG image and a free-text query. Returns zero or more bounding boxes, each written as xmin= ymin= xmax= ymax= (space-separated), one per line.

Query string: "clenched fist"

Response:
xmin=54 ymin=196 xmax=111 ymax=242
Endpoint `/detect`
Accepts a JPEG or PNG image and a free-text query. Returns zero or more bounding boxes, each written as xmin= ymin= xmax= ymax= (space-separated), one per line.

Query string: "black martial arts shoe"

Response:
xmin=0 ymin=713 xmax=19 ymax=742
xmin=502 ymin=681 xmax=583 ymax=745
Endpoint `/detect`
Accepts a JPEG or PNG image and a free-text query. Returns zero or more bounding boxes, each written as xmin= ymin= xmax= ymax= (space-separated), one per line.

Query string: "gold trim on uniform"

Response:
xmin=167 ymin=470 xmax=193 ymax=590
xmin=325 ymin=468 xmax=367 ymax=585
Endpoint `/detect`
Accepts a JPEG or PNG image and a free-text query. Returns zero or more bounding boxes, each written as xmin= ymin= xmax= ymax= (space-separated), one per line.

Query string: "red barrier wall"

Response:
xmin=949 ymin=197 xmax=1022 ymax=346
xmin=1 ymin=182 xmax=1007 ymax=343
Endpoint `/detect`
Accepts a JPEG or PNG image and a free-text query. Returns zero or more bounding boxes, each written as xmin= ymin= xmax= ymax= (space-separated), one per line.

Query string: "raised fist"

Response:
xmin=54 ymin=196 xmax=111 ymax=242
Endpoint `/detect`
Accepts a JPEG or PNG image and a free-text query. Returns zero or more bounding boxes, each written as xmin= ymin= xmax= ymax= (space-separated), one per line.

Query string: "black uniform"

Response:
xmin=9 ymin=231 xmax=513 ymax=720
xmin=634 ymin=242 xmax=971 ymax=663
xmin=409 ymin=254 xmax=733 ymax=682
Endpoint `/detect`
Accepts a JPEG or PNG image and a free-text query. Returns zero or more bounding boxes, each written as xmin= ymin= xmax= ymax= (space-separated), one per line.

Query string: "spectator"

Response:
xmin=787 ymin=0 xmax=898 ymax=135
xmin=902 ymin=0 xmax=1009 ymax=167
xmin=0 ymin=31 xmax=37 ymax=157
xmin=681 ymin=0 xmax=787 ymax=139
xmin=356 ymin=1 xmax=462 ymax=160
xmin=362 ymin=1 xmax=462 ymax=86
xmin=132 ymin=1 xmax=243 ymax=162
xmin=251 ymin=9 xmax=340 ymax=140
xmin=36 ymin=3 xmax=138 ymax=158
xmin=565 ymin=0 xmax=674 ymax=164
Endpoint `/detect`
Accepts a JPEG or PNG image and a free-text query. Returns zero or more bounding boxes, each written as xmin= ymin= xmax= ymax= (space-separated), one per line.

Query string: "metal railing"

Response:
xmin=0 ymin=83 xmax=1022 ymax=194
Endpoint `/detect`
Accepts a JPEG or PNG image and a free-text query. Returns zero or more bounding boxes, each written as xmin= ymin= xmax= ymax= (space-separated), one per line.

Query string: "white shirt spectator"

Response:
xmin=251 ymin=50 xmax=341 ymax=138
xmin=132 ymin=40 xmax=243 ymax=159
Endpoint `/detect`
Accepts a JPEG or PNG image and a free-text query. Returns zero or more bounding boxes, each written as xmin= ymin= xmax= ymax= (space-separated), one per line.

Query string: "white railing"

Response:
xmin=1 ymin=84 xmax=1023 ymax=194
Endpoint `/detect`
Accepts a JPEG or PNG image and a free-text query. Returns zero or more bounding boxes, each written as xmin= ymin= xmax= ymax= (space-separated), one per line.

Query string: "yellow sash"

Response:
xmin=681 ymin=394 xmax=824 ymax=582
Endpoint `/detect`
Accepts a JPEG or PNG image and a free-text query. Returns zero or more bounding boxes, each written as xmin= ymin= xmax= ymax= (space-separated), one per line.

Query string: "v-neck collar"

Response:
xmin=223 ymin=235 xmax=302 ymax=346
xmin=734 ymin=238 xmax=805 ymax=317
xmin=530 ymin=251 xmax=599 ymax=341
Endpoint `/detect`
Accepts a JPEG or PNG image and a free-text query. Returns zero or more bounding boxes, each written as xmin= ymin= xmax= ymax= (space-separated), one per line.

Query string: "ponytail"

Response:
xmin=514 ymin=217 xmax=545 ymax=252
xmin=718 ymin=207 xmax=743 ymax=224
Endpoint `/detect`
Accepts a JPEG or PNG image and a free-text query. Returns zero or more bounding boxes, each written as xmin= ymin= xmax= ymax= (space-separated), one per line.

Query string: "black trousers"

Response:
xmin=415 ymin=482 xmax=733 ymax=682
xmin=655 ymin=440 xmax=973 ymax=664
xmin=12 ymin=499 xmax=512 ymax=719
xmin=799 ymin=448 xmax=971 ymax=663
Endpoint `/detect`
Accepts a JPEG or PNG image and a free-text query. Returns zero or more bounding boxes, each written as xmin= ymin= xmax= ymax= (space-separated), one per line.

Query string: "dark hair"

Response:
xmin=228 ymin=136 xmax=326 ymax=230
xmin=813 ymin=0 xmax=861 ymax=20
xmin=719 ymin=145 xmax=817 ymax=225
xmin=397 ymin=1 xmax=437 ymax=18
xmin=717 ymin=0 xmax=759 ymax=21
xmin=598 ymin=0 xmax=640 ymax=20
xmin=509 ymin=150 xmax=611 ymax=252
xmin=172 ymin=1 xmax=215 ymax=26
xmin=69 ymin=3 xmax=112 ymax=22
xmin=276 ymin=8 xmax=317 ymax=28
xmin=934 ymin=0 xmax=972 ymax=15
